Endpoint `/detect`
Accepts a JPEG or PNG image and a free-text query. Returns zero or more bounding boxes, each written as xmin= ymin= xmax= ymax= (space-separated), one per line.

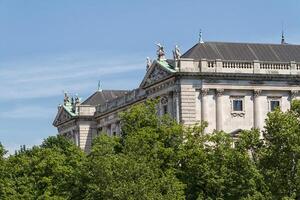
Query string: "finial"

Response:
xmin=281 ymin=22 xmax=286 ymax=45
xmin=199 ymin=29 xmax=204 ymax=44
xmin=172 ymin=45 xmax=181 ymax=60
xmin=146 ymin=57 xmax=152 ymax=70
xmin=156 ymin=43 xmax=166 ymax=60
xmin=281 ymin=31 xmax=285 ymax=44
xmin=98 ymin=81 xmax=102 ymax=92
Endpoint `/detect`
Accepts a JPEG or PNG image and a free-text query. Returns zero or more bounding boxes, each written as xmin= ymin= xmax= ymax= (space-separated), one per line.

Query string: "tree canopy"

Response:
xmin=1 ymin=99 xmax=300 ymax=199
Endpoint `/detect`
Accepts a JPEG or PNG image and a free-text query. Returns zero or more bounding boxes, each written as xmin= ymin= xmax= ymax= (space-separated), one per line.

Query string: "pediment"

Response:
xmin=53 ymin=106 xmax=76 ymax=127
xmin=140 ymin=60 xmax=175 ymax=88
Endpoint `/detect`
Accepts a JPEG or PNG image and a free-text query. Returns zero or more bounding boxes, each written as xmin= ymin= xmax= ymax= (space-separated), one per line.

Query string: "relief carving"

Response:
xmin=145 ymin=66 xmax=170 ymax=86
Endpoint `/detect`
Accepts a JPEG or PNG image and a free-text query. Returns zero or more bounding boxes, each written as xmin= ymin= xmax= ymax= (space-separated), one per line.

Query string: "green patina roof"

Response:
xmin=63 ymin=103 xmax=77 ymax=117
xmin=156 ymin=60 xmax=176 ymax=73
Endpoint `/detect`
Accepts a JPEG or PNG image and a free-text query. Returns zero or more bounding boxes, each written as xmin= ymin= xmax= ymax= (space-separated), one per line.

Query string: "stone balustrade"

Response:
xmin=96 ymin=89 xmax=146 ymax=115
xmin=179 ymin=58 xmax=300 ymax=75
xmin=77 ymin=105 xmax=96 ymax=116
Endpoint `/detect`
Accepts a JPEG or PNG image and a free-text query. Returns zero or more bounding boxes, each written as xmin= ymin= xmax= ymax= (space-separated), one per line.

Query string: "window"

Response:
xmin=233 ymin=99 xmax=243 ymax=111
xmin=163 ymin=105 xmax=168 ymax=115
xmin=230 ymin=96 xmax=245 ymax=117
xmin=270 ymin=99 xmax=280 ymax=111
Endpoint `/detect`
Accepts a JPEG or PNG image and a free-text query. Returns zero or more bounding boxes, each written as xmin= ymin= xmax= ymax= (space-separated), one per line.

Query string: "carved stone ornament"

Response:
xmin=200 ymin=88 xmax=209 ymax=96
xmin=145 ymin=66 xmax=169 ymax=86
xmin=216 ymin=88 xmax=224 ymax=97
xmin=231 ymin=112 xmax=245 ymax=118
xmin=254 ymin=89 xmax=262 ymax=97
xmin=161 ymin=96 xmax=168 ymax=105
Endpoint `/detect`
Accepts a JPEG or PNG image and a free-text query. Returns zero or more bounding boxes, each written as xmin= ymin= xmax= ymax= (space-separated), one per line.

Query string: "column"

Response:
xmin=253 ymin=89 xmax=262 ymax=130
xmin=201 ymin=88 xmax=209 ymax=130
xmin=173 ymin=89 xmax=180 ymax=123
xmin=74 ymin=130 xmax=79 ymax=147
xmin=216 ymin=89 xmax=224 ymax=131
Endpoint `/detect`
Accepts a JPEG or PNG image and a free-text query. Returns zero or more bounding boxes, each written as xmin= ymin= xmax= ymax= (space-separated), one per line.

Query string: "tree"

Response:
xmin=259 ymin=107 xmax=300 ymax=199
xmin=0 ymin=143 xmax=7 ymax=199
xmin=1 ymin=135 xmax=85 ymax=200
xmin=179 ymin=126 xmax=268 ymax=200
xmin=83 ymin=100 xmax=186 ymax=199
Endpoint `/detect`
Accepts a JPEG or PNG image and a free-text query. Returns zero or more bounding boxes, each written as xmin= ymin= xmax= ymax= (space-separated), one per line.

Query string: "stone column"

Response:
xmin=253 ymin=89 xmax=262 ymax=130
xmin=167 ymin=91 xmax=173 ymax=115
xmin=201 ymin=88 xmax=209 ymax=129
xmin=74 ymin=130 xmax=79 ymax=147
xmin=173 ymin=89 xmax=180 ymax=123
xmin=216 ymin=89 xmax=224 ymax=131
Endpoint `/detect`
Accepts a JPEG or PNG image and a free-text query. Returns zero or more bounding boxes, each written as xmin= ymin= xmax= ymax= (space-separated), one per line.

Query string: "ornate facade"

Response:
xmin=53 ymin=41 xmax=300 ymax=152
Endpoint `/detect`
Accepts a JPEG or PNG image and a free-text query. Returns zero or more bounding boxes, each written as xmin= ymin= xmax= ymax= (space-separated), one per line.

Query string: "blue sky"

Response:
xmin=0 ymin=0 xmax=299 ymax=154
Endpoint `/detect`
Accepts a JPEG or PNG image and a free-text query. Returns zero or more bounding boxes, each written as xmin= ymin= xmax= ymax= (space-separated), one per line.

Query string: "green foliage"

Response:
xmin=179 ymin=127 xmax=268 ymax=200
xmin=291 ymin=99 xmax=300 ymax=116
xmin=0 ymin=136 xmax=85 ymax=200
xmin=1 ymin=99 xmax=300 ymax=199
xmin=84 ymin=100 xmax=186 ymax=199
xmin=260 ymin=108 xmax=300 ymax=199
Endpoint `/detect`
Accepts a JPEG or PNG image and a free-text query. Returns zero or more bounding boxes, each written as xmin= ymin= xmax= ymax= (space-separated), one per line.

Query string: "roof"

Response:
xmin=81 ymin=90 xmax=129 ymax=106
xmin=181 ymin=42 xmax=300 ymax=62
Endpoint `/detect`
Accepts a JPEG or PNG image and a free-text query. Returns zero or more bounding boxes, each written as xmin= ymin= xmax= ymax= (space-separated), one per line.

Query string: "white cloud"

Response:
xmin=0 ymin=51 xmax=144 ymax=101
xmin=0 ymin=105 xmax=56 ymax=119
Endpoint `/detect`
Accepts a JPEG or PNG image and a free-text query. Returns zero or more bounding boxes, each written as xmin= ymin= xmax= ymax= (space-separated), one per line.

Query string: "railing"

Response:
xmin=96 ymin=88 xmax=146 ymax=114
xmin=222 ymin=61 xmax=253 ymax=69
xmin=183 ymin=59 xmax=300 ymax=74
xmin=260 ymin=62 xmax=290 ymax=70
xmin=207 ymin=60 xmax=215 ymax=68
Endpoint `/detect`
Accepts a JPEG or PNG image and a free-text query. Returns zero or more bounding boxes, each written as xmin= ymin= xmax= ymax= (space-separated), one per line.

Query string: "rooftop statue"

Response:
xmin=173 ymin=45 xmax=181 ymax=60
xmin=63 ymin=92 xmax=70 ymax=105
xmin=146 ymin=57 xmax=152 ymax=70
xmin=156 ymin=43 xmax=166 ymax=60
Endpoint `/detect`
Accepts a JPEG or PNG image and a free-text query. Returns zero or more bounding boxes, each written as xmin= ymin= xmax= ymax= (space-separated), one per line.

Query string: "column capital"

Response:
xmin=254 ymin=89 xmax=262 ymax=97
xmin=216 ymin=88 xmax=224 ymax=97
xmin=291 ymin=90 xmax=299 ymax=99
xmin=200 ymin=88 xmax=209 ymax=96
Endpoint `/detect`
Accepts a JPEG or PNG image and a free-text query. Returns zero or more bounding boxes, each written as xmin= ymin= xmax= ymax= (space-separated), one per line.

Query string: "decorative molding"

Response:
xmin=231 ymin=112 xmax=245 ymax=118
xmin=254 ymin=89 xmax=262 ymax=97
xmin=216 ymin=88 xmax=224 ymax=97
xmin=145 ymin=66 xmax=171 ymax=87
xmin=200 ymin=88 xmax=210 ymax=96
xmin=160 ymin=96 xmax=168 ymax=105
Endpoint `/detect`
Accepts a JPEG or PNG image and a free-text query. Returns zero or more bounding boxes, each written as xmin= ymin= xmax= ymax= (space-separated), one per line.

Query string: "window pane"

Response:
xmin=233 ymin=100 xmax=243 ymax=111
xmin=270 ymin=100 xmax=280 ymax=111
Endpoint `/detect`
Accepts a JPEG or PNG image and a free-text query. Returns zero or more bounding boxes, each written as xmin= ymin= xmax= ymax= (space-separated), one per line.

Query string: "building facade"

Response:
xmin=53 ymin=41 xmax=300 ymax=152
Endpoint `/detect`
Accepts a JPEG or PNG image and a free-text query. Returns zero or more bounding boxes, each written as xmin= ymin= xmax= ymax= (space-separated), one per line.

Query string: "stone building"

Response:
xmin=53 ymin=40 xmax=300 ymax=152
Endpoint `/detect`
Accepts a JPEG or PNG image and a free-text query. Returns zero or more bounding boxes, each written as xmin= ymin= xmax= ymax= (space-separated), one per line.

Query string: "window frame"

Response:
xmin=230 ymin=96 xmax=245 ymax=117
xmin=268 ymin=97 xmax=281 ymax=112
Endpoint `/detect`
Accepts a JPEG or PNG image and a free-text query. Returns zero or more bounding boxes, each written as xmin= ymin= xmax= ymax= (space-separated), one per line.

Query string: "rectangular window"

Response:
xmin=270 ymin=100 xmax=280 ymax=111
xmin=163 ymin=105 xmax=168 ymax=115
xmin=233 ymin=99 xmax=243 ymax=111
